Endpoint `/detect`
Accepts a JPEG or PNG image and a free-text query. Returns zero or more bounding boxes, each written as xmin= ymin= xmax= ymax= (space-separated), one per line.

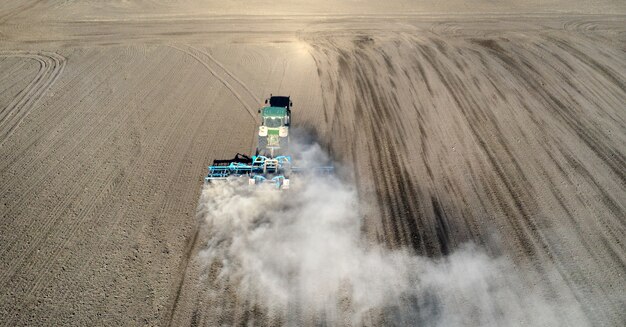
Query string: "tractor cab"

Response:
xmin=262 ymin=107 xmax=287 ymax=127
xmin=259 ymin=106 xmax=288 ymax=133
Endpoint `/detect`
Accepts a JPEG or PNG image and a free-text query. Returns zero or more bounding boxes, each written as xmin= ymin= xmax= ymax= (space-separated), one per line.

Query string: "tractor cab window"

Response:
xmin=265 ymin=117 xmax=282 ymax=128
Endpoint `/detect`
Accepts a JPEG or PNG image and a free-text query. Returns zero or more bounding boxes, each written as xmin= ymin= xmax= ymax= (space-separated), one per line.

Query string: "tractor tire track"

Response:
xmin=0 ymin=0 xmax=39 ymax=23
xmin=169 ymin=45 xmax=259 ymax=124
xmin=189 ymin=45 xmax=261 ymax=107
xmin=0 ymin=48 xmax=157 ymax=294
xmin=306 ymin=26 xmax=625 ymax=325
xmin=0 ymin=51 xmax=136 ymax=271
xmin=0 ymin=48 xmax=122 ymax=175
xmin=0 ymin=51 xmax=65 ymax=146
xmin=170 ymin=45 xmax=261 ymax=153
xmin=9 ymin=47 xmax=210 ymax=326
xmin=0 ymin=45 xmax=236 ymax=326
xmin=164 ymin=44 xmax=268 ymax=325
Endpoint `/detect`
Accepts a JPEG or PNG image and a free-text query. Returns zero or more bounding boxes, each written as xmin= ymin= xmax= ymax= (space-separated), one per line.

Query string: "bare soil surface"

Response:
xmin=0 ymin=1 xmax=624 ymax=326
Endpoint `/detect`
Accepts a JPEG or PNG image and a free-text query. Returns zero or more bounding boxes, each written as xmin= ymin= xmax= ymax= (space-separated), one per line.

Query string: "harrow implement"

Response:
xmin=205 ymin=153 xmax=333 ymax=189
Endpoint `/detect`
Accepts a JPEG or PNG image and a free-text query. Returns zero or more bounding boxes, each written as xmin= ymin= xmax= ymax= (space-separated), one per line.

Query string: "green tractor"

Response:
xmin=257 ymin=95 xmax=292 ymax=157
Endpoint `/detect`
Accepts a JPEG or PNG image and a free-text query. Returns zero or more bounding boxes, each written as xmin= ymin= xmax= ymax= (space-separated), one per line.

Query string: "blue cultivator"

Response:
xmin=205 ymin=95 xmax=333 ymax=190
xmin=205 ymin=153 xmax=332 ymax=189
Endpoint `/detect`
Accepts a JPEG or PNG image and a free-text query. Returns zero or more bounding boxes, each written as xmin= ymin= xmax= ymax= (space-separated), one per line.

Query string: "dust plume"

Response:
xmin=196 ymin=143 xmax=589 ymax=326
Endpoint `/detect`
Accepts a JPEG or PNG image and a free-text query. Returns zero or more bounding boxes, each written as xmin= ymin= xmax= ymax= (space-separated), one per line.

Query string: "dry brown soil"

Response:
xmin=0 ymin=1 xmax=624 ymax=326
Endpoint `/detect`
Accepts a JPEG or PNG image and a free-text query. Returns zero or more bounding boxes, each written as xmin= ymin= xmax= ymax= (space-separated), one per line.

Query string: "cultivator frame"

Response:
xmin=205 ymin=153 xmax=333 ymax=189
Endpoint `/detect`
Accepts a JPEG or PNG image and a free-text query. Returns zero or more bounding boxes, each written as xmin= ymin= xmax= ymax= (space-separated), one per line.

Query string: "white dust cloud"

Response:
xmin=196 ymin=143 xmax=589 ymax=326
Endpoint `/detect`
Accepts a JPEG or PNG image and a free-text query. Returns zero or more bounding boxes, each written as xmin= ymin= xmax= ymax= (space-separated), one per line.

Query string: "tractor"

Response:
xmin=204 ymin=95 xmax=331 ymax=190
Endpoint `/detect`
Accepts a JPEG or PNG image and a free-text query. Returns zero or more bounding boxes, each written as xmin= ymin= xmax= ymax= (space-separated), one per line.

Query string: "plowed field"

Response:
xmin=0 ymin=1 xmax=624 ymax=326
